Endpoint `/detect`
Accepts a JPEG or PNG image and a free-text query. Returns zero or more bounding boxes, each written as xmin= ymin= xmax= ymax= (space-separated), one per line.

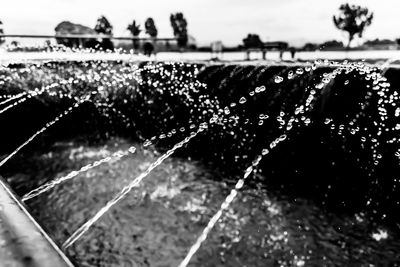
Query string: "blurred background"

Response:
xmin=1 ymin=0 xmax=400 ymax=62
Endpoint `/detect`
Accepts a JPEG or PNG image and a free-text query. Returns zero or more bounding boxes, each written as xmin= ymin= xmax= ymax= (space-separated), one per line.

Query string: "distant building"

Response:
xmin=211 ymin=41 xmax=223 ymax=52
xmin=54 ymin=21 xmax=99 ymax=48
xmin=211 ymin=41 xmax=223 ymax=59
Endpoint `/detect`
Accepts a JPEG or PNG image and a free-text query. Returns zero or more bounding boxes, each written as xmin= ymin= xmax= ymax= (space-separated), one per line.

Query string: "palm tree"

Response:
xmin=94 ymin=15 xmax=114 ymax=50
xmin=170 ymin=13 xmax=188 ymax=51
xmin=143 ymin=18 xmax=157 ymax=56
xmin=333 ymin=4 xmax=373 ymax=49
xmin=127 ymin=20 xmax=141 ymax=50
xmin=0 ymin=20 xmax=5 ymax=45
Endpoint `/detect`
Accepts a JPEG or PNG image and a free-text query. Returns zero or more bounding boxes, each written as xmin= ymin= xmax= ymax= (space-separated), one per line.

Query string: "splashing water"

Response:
xmin=62 ymin=126 xmax=206 ymax=249
xmin=178 ymin=70 xmax=334 ymax=267
xmin=0 ymin=91 xmax=27 ymax=106
xmin=22 ymin=146 xmax=137 ymax=202
xmin=178 ymin=133 xmax=288 ymax=267
xmin=0 ymin=93 xmax=27 ymax=99
xmin=23 ymin=106 xmax=216 ymax=203
xmin=0 ymin=95 xmax=91 ymax=167
xmin=1 ymin=58 xmax=395 ymax=265
xmin=0 ymin=95 xmax=30 ymax=115
xmin=274 ymin=75 xmax=284 ymax=84
xmin=0 ymin=83 xmax=65 ymax=115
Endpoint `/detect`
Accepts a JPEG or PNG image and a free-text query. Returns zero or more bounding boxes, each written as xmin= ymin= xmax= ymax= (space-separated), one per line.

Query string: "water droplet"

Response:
xmin=252 ymin=155 xmax=262 ymax=166
xmin=279 ymin=134 xmax=287 ymax=141
xmin=274 ymin=76 xmax=284 ymax=84
xmin=296 ymin=68 xmax=304 ymax=75
xmin=239 ymin=97 xmax=247 ymax=104
xmin=224 ymin=107 xmax=230 ymax=115
xmin=143 ymin=140 xmax=152 ymax=147
xmin=270 ymin=141 xmax=277 ymax=149
xmin=322 ymin=77 xmax=330 ymax=84
xmin=235 ymin=179 xmax=245 ymax=189
xmin=372 ymin=229 xmax=388 ymax=241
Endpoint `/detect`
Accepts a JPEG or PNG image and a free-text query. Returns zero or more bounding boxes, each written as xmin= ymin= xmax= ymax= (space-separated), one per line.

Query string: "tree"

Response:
xmin=127 ymin=20 xmax=141 ymax=36
xmin=0 ymin=20 xmax=5 ymax=45
xmin=170 ymin=13 xmax=188 ymax=50
xmin=242 ymin=34 xmax=263 ymax=48
xmin=94 ymin=15 xmax=114 ymax=50
xmin=302 ymin=43 xmax=318 ymax=51
xmin=127 ymin=20 xmax=141 ymax=50
xmin=333 ymin=3 xmax=373 ymax=48
xmin=145 ymin=18 xmax=158 ymax=37
xmin=94 ymin=15 xmax=113 ymax=34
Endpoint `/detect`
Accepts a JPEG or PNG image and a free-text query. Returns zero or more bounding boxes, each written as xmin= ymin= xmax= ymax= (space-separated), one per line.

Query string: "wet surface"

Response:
xmin=5 ymin=137 xmax=400 ymax=266
xmin=0 ymin=177 xmax=73 ymax=267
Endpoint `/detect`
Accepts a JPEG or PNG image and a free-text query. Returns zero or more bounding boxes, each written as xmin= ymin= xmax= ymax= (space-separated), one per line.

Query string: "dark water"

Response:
xmin=5 ymin=137 xmax=400 ymax=266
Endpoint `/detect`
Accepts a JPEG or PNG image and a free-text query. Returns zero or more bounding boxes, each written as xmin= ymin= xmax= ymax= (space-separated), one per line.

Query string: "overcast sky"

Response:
xmin=1 ymin=0 xmax=400 ymax=47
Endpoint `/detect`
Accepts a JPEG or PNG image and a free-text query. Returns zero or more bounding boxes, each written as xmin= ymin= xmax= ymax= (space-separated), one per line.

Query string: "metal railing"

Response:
xmin=0 ymin=34 xmax=177 ymax=42
xmin=0 ymin=176 xmax=74 ymax=267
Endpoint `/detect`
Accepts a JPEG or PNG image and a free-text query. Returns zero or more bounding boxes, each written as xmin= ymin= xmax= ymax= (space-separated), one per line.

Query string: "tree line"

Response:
xmin=54 ymin=13 xmax=189 ymax=52
xmin=0 ymin=13 xmax=189 ymax=52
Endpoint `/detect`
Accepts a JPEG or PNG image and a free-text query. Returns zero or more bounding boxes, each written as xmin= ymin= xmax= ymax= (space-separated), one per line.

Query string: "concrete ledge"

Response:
xmin=0 ymin=177 xmax=74 ymax=267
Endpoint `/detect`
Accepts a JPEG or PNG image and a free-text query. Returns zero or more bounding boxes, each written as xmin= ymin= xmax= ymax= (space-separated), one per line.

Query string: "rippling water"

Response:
xmin=5 ymin=137 xmax=400 ymax=266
